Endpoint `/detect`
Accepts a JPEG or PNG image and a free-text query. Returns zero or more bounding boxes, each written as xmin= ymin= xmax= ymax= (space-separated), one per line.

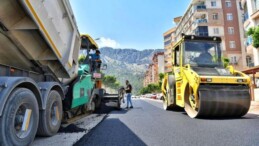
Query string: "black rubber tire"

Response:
xmin=37 ymin=90 xmax=62 ymax=136
xmin=0 ymin=88 xmax=39 ymax=146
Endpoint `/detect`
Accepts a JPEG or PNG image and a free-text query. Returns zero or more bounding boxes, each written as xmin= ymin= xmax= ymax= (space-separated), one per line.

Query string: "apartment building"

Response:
xmin=163 ymin=27 xmax=176 ymax=73
xmin=143 ymin=64 xmax=153 ymax=87
xmin=143 ymin=52 xmax=165 ymax=87
xmin=241 ymin=0 xmax=259 ymax=101
xmin=168 ymin=0 xmax=245 ymax=70
xmin=241 ymin=0 xmax=259 ymax=68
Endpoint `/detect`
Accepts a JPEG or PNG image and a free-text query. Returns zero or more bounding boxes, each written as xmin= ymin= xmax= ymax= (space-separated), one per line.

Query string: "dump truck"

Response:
xmin=0 ymin=0 xmax=103 ymax=145
xmin=161 ymin=35 xmax=251 ymax=118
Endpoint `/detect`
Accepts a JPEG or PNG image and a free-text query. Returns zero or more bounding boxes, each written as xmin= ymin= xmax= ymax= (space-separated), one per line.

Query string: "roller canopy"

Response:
xmin=81 ymin=34 xmax=99 ymax=50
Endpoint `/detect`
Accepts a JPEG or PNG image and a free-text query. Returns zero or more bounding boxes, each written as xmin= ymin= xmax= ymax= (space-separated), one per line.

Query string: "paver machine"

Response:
xmin=0 ymin=0 xmax=103 ymax=145
xmin=161 ymin=35 xmax=251 ymax=118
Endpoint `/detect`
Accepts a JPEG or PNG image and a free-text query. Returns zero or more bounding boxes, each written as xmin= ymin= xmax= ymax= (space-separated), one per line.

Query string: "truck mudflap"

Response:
xmin=185 ymin=85 xmax=251 ymax=118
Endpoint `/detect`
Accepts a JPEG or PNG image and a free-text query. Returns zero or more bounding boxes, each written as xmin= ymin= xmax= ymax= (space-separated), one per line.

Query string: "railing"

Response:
xmin=193 ymin=19 xmax=207 ymax=28
xmin=195 ymin=31 xmax=209 ymax=36
xmin=194 ymin=5 xmax=206 ymax=11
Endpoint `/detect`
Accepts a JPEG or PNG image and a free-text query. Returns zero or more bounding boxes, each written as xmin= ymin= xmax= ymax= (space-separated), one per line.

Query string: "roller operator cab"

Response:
xmin=162 ymin=35 xmax=251 ymax=118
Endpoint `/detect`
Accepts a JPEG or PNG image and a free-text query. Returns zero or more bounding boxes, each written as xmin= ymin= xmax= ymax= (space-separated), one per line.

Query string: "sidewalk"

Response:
xmin=249 ymin=101 xmax=259 ymax=115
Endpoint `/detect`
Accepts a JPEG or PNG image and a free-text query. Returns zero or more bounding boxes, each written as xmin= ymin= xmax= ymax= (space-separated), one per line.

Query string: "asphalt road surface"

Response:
xmin=75 ymin=98 xmax=259 ymax=146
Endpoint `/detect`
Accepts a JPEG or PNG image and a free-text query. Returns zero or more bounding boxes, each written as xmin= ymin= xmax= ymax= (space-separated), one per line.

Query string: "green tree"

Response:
xmin=247 ymin=26 xmax=259 ymax=48
xmin=139 ymin=83 xmax=160 ymax=95
xmin=222 ymin=57 xmax=230 ymax=68
xmin=158 ymin=73 xmax=165 ymax=87
xmin=102 ymin=75 xmax=121 ymax=90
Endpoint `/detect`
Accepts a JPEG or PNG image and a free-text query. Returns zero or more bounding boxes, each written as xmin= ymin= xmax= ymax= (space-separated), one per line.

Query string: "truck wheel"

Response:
xmin=37 ymin=90 xmax=62 ymax=136
xmin=0 ymin=88 xmax=39 ymax=146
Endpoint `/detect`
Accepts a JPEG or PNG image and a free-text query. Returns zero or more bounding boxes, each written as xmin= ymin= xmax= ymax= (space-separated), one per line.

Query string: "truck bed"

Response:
xmin=0 ymin=0 xmax=80 ymax=79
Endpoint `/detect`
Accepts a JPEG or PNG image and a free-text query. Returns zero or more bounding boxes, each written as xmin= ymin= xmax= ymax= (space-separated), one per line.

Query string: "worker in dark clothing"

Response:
xmin=125 ymin=80 xmax=133 ymax=108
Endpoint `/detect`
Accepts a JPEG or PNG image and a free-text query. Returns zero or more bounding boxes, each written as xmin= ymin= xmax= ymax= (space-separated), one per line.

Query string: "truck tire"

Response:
xmin=37 ymin=90 xmax=62 ymax=136
xmin=0 ymin=88 xmax=39 ymax=146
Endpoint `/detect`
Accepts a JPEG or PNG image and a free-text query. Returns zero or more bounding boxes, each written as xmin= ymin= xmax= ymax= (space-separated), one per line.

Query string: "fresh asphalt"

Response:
xmin=75 ymin=98 xmax=259 ymax=146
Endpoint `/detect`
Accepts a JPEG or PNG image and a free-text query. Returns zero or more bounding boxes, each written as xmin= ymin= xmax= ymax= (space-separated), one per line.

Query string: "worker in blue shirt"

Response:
xmin=90 ymin=50 xmax=101 ymax=72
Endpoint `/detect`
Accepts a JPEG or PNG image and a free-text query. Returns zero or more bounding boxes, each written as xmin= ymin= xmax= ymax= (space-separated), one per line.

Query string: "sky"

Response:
xmin=70 ymin=0 xmax=190 ymax=50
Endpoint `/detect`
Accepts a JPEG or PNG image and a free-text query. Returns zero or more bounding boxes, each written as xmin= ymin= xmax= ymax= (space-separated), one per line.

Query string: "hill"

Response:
xmin=100 ymin=47 xmax=163 ymax=94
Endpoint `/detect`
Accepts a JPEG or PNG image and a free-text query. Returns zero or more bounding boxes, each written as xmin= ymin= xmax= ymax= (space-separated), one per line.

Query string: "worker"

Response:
xmin=125 ymin=80 xmax=133 ymax=108
xmin=90 ymin=50 xmax=102 ymax=72
xmin=195 ymin=49 xmax=213 ymax=64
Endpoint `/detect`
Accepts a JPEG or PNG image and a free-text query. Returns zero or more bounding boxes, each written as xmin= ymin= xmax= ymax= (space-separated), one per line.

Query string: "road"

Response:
xmin=75 ymin=98 xmax=259 ymax=146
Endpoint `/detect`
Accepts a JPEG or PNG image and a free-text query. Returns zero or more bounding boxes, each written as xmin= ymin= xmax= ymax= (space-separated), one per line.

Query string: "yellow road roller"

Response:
xmin=161 ymin=35 xmax=251 ymax=118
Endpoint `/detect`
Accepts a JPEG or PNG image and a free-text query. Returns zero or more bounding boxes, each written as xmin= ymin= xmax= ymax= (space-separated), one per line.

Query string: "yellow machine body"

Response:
xmin=162 ymin=35 xmax=251 ymax=118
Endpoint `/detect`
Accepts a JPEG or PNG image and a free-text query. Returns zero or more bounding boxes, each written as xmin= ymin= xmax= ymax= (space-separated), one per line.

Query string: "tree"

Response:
xmin=102 ymin=75 xmax=121 ymax=90
xmin=247 ymin=26 xmax=259 ymax=48
xmin=139 ymin=83 xmax=160 ymax=95
xmin=158 ymin=73 xmax=165 ymax=88
xmin=222 ymin=57 xmax=230 ymax=68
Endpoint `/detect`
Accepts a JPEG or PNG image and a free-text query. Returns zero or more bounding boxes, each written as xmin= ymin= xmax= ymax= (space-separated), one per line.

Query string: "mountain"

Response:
xmin=100 ymin=47 xmax=163 ymax=94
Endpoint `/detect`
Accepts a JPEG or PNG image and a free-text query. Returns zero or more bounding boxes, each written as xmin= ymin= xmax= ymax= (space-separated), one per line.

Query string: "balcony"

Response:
xmin=194 ymin=5 xmax=206 ymax=11
xmin=193 ymin=26 xmax=208 ymax=37
xmin=243 ymin=12 xmax=250 ymax=28
xmin=195 ymin=31 xmax=208 ymax=36
xmin=192 ymin=19 xmax=207 ymax=29
xmin=193 ymin=5 xmax=207 ymax=18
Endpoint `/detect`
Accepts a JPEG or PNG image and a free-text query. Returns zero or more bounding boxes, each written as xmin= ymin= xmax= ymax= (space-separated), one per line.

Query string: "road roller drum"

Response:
xmin=184 ymin=85 xmax=251 ymax=118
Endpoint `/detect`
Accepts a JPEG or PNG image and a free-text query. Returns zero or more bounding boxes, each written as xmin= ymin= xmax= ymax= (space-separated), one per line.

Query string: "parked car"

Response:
xmin=151 ymin=94 xmax=157 ymax=99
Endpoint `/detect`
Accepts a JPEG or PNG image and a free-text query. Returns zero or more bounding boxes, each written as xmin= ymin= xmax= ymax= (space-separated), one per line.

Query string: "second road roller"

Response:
xmin=161 ymin=35 xmax=251 ymax=118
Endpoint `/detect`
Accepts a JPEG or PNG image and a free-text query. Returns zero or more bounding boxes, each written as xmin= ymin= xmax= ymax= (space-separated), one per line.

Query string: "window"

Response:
xmin=230 ymin=56 xmax=237 ymax=64
xmin=184 ymin=41 xmax=223 ymax=67
xmin=211 ymin=1 xmax=217 ymax=7
xmin=213 ymin=28 xmax=219 ymax=34
xmin=229 ymin=41 xmax=236 ymax=48
xmin=174 ymin=46 xmax=180 ymax=66
xmin=255 ymin=0 xmax=259 ymax=11
xmin=226 ymin=1 xmax=232 ymax=7
xmin=227 ymin=13 xmax=233 ymax=21
xmin=228 ymin=27 xmax=234 ymax=34
xmin=212 ymin=13 xmax=218 ymax=20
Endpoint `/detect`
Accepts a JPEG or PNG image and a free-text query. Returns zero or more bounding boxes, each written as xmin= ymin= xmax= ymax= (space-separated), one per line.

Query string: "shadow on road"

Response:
xmin=74 ymin=118 xmax=147 ymax=146
xmin=181 ymin=112 xmax=259 ymax=120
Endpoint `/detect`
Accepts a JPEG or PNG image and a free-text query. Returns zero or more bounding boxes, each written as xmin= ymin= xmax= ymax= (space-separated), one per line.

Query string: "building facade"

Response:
xmin=241 ymin=0 xmax=259 ymax=68
xmin=143 ymin=52 xmax=165 ymax=87
xmin=165 ymin=0 xmax=246 ymax=70
xmin=163 ymin=27 xmax=176 ymax=73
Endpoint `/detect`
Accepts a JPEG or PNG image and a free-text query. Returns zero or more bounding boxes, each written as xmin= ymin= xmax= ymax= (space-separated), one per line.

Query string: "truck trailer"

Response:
xmin=0 ymin=0 xmax=102 ymax=145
